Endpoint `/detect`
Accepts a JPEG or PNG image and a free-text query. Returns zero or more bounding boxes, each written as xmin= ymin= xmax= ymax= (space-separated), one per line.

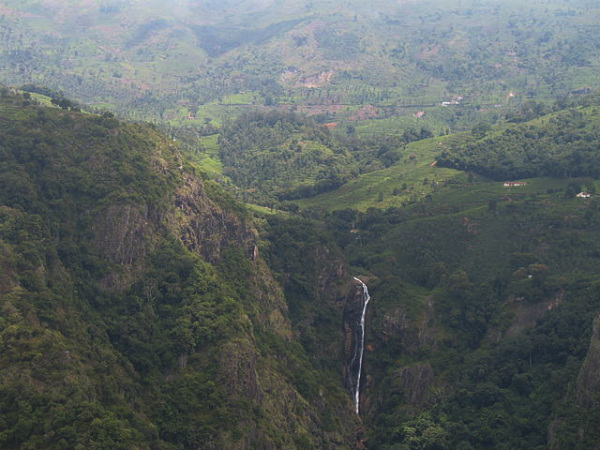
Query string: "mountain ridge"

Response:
xmin=0 ymin=89 xmax=360 ymax=450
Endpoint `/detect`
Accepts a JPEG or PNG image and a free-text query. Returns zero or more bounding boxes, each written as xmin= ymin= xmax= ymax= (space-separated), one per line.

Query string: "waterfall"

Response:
xmin=351 ymin=277 xmax=371 ymax=415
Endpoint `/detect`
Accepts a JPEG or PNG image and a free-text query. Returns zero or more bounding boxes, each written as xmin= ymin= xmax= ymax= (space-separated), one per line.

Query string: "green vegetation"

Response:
xmin=0 ymin=92 xmax=358 ymax=450
xmin=5 ymin=75 xmax=600 ymax=450
xmin=282 ymin=94 xmax=600 ymax=449
xmin=297 ymin=136 xmax=467 ymax=211
xmin=324 ymin=176 xmax=600 ymax=449
xmin=219 ymin=111 xmax=359 ymax=205
xmin=3 ymin=0 xmax=600 ymax=448
xmin=1 ymin=0 xmax=600 ymax=132
xmin=262 ymin=215 xmax=349 ymax=369
xmin=437 ymin=101 xmax=600 ymax=180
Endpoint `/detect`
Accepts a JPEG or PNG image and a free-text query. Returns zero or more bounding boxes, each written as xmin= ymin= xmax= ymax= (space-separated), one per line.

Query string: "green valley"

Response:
xmin=2 ymin=1 xmax=600 ymax=449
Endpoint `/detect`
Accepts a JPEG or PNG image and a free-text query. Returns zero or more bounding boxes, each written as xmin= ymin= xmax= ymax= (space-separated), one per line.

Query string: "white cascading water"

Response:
xmin=351 ymin=277 xmax=371 ymax=415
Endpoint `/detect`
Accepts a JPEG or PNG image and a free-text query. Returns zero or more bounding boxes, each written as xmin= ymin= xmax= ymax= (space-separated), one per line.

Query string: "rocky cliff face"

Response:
xmin=175 ymin=177 xmax=256 ymax=263
xmin=343 ymin=280 xmax=437 ymax=418
xmin=91 ymin=174 xmax=257 ymax=291
xmin=576 ymin=315 xmax=600 ymax=409
xmin=92 ymin=202 xmax=164 ymax=290
xmin=548 ymin=314 xmax=600 ymax=450
xmin=359 ymin=288 xmax=440 ymax=422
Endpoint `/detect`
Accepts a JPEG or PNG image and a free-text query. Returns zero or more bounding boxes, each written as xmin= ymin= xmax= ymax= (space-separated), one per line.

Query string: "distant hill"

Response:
xmin=0 ymin=0 xmax=599 ymax=128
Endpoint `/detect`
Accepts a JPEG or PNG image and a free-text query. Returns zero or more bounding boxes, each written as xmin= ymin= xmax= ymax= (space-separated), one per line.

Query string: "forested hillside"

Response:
xmin=326 ymin=184 xmax=600 ymax=449
xmin=0 ymin=89 xmax=360 ymax=450
xmin=219 ymin=111 xmax=359 ymax=205
xmin=437 ymin=97 xmax=600 ymax=181
xmin=278 ymin=93 xmax=600 ymax=449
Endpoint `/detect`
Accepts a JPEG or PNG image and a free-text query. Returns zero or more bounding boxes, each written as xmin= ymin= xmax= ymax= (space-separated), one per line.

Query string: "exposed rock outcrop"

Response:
xmin=576 ymin=315 xmax=600 ymax=409
xmin=91 ymin=176 xmax=257 ymax=291
xmin=387 ymin=363 xmax=436 ymax=410
xmin=175 ymin=178 xmax=256 ymax=263
xmin=549 ymin=315 xmax=600 ymax=450
xmin=93 ymin=202 xmax=163 ymax=291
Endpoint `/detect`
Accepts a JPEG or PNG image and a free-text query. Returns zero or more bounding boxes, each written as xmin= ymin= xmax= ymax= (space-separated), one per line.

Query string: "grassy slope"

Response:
xmin=299 ymin=101 xmax=600 ymax=212
xmin=296 ymin=136 xmax=467 ymax=211
xmin=195 ymin=134 xmax=223 ymax=176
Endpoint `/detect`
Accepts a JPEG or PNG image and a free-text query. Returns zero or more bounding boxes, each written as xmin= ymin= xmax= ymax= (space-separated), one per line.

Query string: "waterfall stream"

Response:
xmin=351 ymin=277 xmax=371 ymax=415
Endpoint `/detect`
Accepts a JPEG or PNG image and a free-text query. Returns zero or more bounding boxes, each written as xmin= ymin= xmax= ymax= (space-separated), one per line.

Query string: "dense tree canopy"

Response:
xmin=437 ymin=107 xmax=600 ymax=180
